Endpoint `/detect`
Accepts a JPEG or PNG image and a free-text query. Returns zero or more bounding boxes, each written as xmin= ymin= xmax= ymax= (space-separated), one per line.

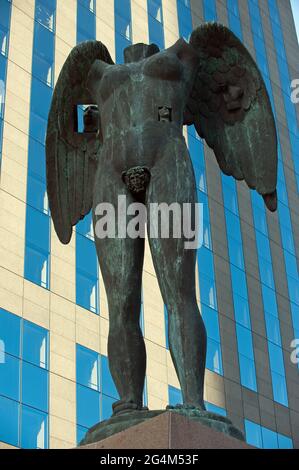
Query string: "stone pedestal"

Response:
xmin=79 ymin=411 xmax=253 ymax=449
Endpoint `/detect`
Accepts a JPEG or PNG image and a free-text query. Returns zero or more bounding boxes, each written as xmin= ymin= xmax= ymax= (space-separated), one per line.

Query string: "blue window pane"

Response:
xmin=21 ymin=405 xmax=48 ymax=449
xmin=101 ymin=393 xmax=114 ymax=421
xmin=230 ymin=266 xmax=248 ymax=300
xmin=115 ymin=32 xmax=131 ymax=64
xmin=0 ymin=396 xmax=19 ymax=447
xmin=77 ymin=384 xmax=100 ymax=428
xmin=0 ymin=308 xmax=21 ymax=357
xmin=76 ymin=272 xmax=98 ymax=313
xmin=264 ymin=312 xmax=281 ymax=346
xmin=101 ymin=355 xmax=119 ymax=399
xmin=245 ymin=419 xmax=262 ymax=448
xmin=32 ymin=23 xmax=54 ymax=86
xmin=23 ymin=321 xmax=48 ymax=369
xmin=115 ymin=0 xmax=131 ymax=21
xmin=27 ymin=175 xmax=48 ymax=213
xmin=206 ymin=338 xmax=223 ymax=375
xmin=22 ymin=362 xmax=48 ymax=412
xmin=35 ymin=0 xmax=56 ymax=31
xmin=199 ymin=275 xmax=217 ymax=310
xmin=278 ymin=433 xmax=293 ymax=449
xmin=77 ymin=1 xmax=95 ymax=41
xmin=236 ymin=325 xmax=254 ymax=360
xmin=0 ymin=353 xmax=20 ymax=401
xmin=271 ymin=371 xmax=288 ymax=406
xmin=197 ymin=246 xmax=215 ymax=281
xmin=239 ymin=354 xmax=257 ymax=391
xmin=203 ymin=0 xmax=217 ymax=21
xmin=268 ymin=342 xmax=285 ymax=375
xmin=262 ymin=426 xmax=278 ymax=449
xmin=148 ymin=17 xmax=164 ymax=49
xmin=205 ymin=402 xmax=226 ymax=416
xmin=168 ymin=385 xmax=182 ymax=406
xmin=76 ymin=233 xmax=98 ymax=313
xmin=232 ymin=294 xmax=251 ymax=328
xmin=76 ymin=344 xmax=99 ymax=390
xmin=25 ymin=207 xmax=50 ymax=288
xmin=77 ymin=424 xmax=88 ymax=445
xmin=201 ymin=305 xmax=220 ymax=342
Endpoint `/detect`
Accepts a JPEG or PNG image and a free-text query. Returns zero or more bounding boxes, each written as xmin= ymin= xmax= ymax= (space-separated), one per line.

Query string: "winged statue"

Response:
xmin=46 ymin=23 xmax=277 ymax=422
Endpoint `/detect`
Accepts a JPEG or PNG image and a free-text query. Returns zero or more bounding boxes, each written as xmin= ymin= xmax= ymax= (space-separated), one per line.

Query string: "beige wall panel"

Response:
xmin=162 ymin=0 xmax=179 ymax=46
xmin=97 ymin=0 xmax=115 ymax=60
xmin=23 ymin=279 xmax=50 ymax=328
xmin=131 ymin=0 xmax=149 ymax=43
xmin=49 ymin=415 xmax=76 ymax=446
xmin=0 ymin=267 xmax=23 ymax=317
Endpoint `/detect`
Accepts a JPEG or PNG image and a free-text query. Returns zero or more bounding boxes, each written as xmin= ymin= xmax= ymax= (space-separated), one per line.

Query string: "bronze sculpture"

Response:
xmin=46 ymin=23 xmax=277 ymax=422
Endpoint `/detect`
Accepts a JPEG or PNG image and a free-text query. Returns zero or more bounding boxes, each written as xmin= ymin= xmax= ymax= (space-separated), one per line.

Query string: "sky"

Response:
xmin=291 ymin=0 xmax=299 ymax=42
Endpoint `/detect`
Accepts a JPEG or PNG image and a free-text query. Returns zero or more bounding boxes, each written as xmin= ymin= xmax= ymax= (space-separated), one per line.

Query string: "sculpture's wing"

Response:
xmin=46 ymin=40 xmax=114 ymax=244
xmin=186 ymin=23 xmax=278 ymax=211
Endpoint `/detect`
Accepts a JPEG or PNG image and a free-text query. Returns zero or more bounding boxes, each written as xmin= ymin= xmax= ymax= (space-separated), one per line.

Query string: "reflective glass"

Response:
xmin=76 ymin=384 xmax=100 ymax=428
xmin=22 ymin=361 xmax=48 ymax=412
xmin=23 ymin=321 xmax=48 ymax=369
xmin=0 ymin=308 xmax=21 ymax=357
xmin=0 ymin=395 xmax=19 ymax=447
xmin=168 ymin=385 xmax=182 ymax=405
xmin=21 ymin=405 xmax=48 ymax=449
xmin=245 ymin=419 xmax=262 ymax=448
xmin=206 ymin=338 xmax=223 ymax=375
xmin=77 ymin=344 xmax=99 ymax=390
xmin=239 ymin=355 xmax=257 ymax=391
xmin=0 ymin=353 xmax=20 ymax=401
xmin=32 ymin=23 xmax=54 ymax=86
xmin=278 ymin=433 xmax=293 ymax=449
xmin=262 ymin=426 xmax=278 ymax=449
xmin=35 ymin=0 xmax=56 ymax=31
xmin=77 ymin=424 xmax=88 ymax=444
xmin=101 ymin=355 xmax=119 ymax=399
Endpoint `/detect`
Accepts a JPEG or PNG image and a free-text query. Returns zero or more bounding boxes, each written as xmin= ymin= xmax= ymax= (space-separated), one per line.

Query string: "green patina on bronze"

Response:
xmin=46 ymin=22 xmax=278 ymax=444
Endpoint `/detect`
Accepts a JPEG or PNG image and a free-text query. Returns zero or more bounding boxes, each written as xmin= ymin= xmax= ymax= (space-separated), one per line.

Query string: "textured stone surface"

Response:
xmin=79 ymin=412 xmax=252 ymax=449
xmin=79 ymin=408 xmax=244 ymax=446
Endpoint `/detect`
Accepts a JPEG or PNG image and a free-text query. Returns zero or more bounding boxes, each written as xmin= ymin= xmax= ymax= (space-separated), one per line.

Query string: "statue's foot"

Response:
xmin=166 ymin=402 xmax=206 ymax=412
xmin=112 ymin=399 xmax=149 ymax=416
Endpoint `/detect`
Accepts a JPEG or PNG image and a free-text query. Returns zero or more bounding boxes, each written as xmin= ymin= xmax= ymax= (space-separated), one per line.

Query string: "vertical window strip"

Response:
xmin=247 ymin=0 xmax=299 ymax=378
xmin=202 ymin=0 xmax=257 ymax=390
xmin=114 ymin=0 xmax=132 ymax=64
xmin=76 ymin=344 xmax=120 ymax=443
xmin=0 ymin=0 xmax=12 ymax=167
xmin=228 ymin=0 xmax=288 ymax=404
xmin=24 ymin=0 xmax=56 ymax=289
xmin=267 ymin=0 xmax=299 ymax=190
xmin=147 ymin=0 xmax=165 ymax=49
xmin=75 ymin=2 xmax=99 ymax=314
xmin=176 ymin=0 xmax=223 ymax=375
xmin=0 ymin=309 xmax=49 ymax=448
xmin=245 ymin=418 xmax=293 ymax=449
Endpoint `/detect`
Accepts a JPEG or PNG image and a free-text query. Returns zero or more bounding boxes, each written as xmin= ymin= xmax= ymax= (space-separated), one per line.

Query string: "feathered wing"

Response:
xmin=185 ymin=23 xmax=278 ymax=211
xmin=46 ymin=40 xmax=114 ymax=244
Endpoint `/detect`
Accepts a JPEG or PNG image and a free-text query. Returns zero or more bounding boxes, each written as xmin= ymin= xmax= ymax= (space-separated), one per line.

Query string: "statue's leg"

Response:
xmin=147 ymin=137 xmax=207 ymax=409
xmin=93 ymin=166 xmax=146 ymax=415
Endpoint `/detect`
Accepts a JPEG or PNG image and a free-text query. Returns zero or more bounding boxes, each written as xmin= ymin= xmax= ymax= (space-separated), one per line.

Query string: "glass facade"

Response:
xmin=24 ymin=0 xmax=56 ymax=289
xmin=0 ymin=309 xmax=49 ymax=448
xmin=0 ymin=0 xmax=297 ymax=450
xmin=115 ymin=0 xmax=132 ymax=64
xmin=177 ymin=0 xmax=223 ymax=377
xmin=75 ymin=1 xmax=99 ymax=314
